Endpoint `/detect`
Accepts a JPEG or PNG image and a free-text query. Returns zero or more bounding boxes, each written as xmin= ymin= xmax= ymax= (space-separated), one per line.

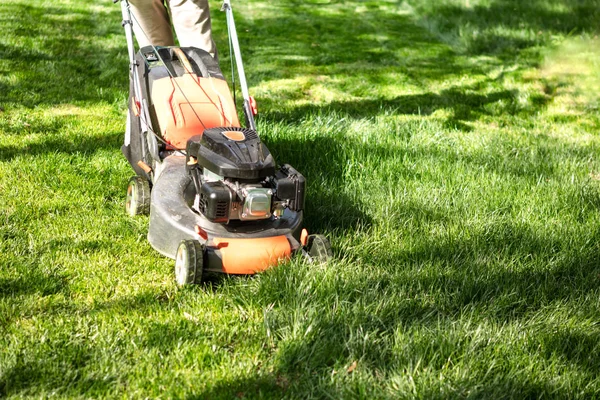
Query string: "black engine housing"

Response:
xmin=185 ymin=128 xmax=306 ymax=224
xmin=186 ymin=127 xmax=276 ymax=180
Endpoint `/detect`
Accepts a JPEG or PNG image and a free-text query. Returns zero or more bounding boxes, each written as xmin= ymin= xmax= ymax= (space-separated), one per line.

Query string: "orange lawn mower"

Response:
xmin=117 ymin=0 xmax=332 ymax=285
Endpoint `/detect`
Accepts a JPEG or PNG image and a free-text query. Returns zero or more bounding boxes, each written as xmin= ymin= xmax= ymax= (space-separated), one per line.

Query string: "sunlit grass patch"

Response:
xmin=541 ymin=37 xmax=600 ymax=114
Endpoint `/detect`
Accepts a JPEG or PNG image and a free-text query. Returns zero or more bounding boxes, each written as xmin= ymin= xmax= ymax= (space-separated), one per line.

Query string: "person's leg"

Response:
xmin=128 ymin=0 xmax=175 ymax=47
xmin=168 ymin=0 xmax=217 ymax=58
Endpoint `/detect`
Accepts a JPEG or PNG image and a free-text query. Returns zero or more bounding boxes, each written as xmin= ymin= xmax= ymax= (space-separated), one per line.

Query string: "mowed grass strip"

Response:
xmin=1 ymin=0 xmax=600 ymax=398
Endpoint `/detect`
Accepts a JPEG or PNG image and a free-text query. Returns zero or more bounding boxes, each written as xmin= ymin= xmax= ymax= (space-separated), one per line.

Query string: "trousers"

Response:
xmin=128 ymin=0 xmax=217 ymax=58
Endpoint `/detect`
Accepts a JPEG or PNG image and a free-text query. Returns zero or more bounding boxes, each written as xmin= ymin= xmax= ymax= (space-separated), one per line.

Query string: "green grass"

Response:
xmin=2 ymin=0 xmax=600 ymax=398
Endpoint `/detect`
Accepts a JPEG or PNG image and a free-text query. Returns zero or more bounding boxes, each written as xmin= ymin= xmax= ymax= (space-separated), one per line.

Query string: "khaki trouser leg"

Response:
xmin=128 ymin=0 xmax=175 ymax=47
xmin=168 ymin=0 xmax=216 ymax=58
xmin=127 ymin=0 xmax=216 ymax=58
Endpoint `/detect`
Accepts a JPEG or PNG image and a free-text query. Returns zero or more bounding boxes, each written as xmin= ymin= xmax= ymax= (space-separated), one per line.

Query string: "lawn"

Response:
xmin=1 ymin=0 xmax=600 ymax=398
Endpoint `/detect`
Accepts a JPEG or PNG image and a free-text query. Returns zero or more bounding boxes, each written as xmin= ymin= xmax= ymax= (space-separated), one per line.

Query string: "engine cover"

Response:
xmin=186 ymin=127 xmax=276 ymax=180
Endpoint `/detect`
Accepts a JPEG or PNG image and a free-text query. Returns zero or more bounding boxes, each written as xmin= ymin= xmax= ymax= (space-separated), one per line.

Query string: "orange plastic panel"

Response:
xmin=249 ymin=96 xmax=258 ymax=115
xmin=151 ymin=74 xmax=240 ymax=149
xmin=300 ymin=228 xmax=309 ymax=246
xmin=222 ymin=130 xmax=246 ymax=141
xmin=213 ymin=236 xmax=292 ymax=275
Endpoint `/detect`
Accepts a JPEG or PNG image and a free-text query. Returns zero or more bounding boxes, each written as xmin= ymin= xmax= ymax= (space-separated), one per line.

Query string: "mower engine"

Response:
xmin=186 ymin=127 xmax=305 ymax=224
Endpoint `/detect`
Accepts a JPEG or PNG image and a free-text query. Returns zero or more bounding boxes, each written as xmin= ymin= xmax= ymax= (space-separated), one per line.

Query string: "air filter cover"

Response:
xmin=186 ymin=127 xmax=276 ymax=180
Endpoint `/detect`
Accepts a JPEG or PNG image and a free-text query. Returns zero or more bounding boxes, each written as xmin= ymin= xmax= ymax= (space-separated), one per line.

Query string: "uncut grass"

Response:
xmin=2 ymin=0 xmax=600 ymax=398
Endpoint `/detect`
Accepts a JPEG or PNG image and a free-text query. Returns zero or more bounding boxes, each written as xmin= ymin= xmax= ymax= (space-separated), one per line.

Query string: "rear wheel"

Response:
xmin=175 ymin=240 xmax=204 ymax=286
xmin=306 ymin=234 xmax=333 ymax=263
xmin=125 ymin=176 xmax=150 ymax=216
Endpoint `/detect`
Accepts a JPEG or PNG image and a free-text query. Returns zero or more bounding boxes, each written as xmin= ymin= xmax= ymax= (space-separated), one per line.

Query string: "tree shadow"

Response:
xmin=223 ymin=4 xmax=482 ymax=89
xmin=218 ymin=3 xmax=554 ymax=132
xmin=537 ymin=328 xmax=600 ymax=378
xmin=410 ymin=0 xmax=599 ymax=60
xmin=0 ymin=130 xmax=123 ymax=161
xmin=246 ymin=221 xmax=600 ymax=396
xmin=0 ymin=262 xmax=71 ymax=331
xmin=263 ymin=87 xmax=521 ymax=130
xmin=0 ymin=342 xmax=114 ymax=398
xmin=0 ymin=3 xmax=127 ymax=108
xmin=186 ymin=374 xmax=298 ymax=399
xmin=0 ymin=269 xmax=69 ymax=300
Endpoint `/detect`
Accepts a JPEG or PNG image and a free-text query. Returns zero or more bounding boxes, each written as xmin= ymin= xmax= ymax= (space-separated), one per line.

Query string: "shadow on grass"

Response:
xmin=0 ymin=3 xmax=127 ymax=108
xmin=411 ymin=0 xmax=600 ymax=59
xmin=188 ymin=375 xmax=289 ymax=400
xmin=227 ymin=4 xmax=491 ymax=108
xmin=190 ymin=373 xmax=580 ymax=399
xmin=0 ymin=260 xmax=71 ymax=331
xmin=537 ymin=328 xmax=600 ymax=377
xmin=265 ymin=134 xmax=375 ymax=232
xmin=264 ymin=87 xmax=521 ymax=131
xmin=0 ymin=130 xmax=123 ymax=161
xmin=224 ymin=4 xmax=553 ymax=131
xmin=0 ymin=343 xmax=114 ymax=397
xmin=2 ymin=0 xmax=589 ymax=109
xmin=245 ymin=224 xmax=600 ymax=397
xmin=0 ymin=269 xmax=69 ymax=302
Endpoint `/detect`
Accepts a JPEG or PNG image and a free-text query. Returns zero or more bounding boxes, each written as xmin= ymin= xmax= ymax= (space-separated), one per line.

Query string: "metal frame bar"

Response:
xmin=222 ymin=0 xmax=256 ymax=130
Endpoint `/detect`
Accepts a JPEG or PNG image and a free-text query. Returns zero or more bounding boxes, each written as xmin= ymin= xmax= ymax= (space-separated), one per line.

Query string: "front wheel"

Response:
xmin=125 ymin=176 xmax=150 ymax=216
xmin=306 ymin=234 xmax=333 ymax=263
xmin=175 ymin=240 xmax=204 ymax=286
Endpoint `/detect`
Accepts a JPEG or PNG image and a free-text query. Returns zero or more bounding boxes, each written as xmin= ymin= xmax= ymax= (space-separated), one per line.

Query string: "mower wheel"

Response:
xmin=306 ymin=234 xmax=333 ymax=263
xmin=175 ymin=240 xmax=204 ymax=286
xmin=125 ymin=176 xmax=150 ymax=216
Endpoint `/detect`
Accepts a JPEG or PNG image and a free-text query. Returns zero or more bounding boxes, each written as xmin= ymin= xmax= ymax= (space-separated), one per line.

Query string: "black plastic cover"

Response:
xmin=144 ymin=46 xmax=224 ymax=80
xmin=274 ymin=164 xmax=305 ymax=211
xmin=187 ymin=127 xmax=276 ymax=180
xmin=199 ymin=181 xmax=231 ymax=223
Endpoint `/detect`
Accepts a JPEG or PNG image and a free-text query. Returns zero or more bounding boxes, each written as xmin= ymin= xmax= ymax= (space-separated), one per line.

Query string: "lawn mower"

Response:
xmin=117 ymin=0 xmax=332 ymax=285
